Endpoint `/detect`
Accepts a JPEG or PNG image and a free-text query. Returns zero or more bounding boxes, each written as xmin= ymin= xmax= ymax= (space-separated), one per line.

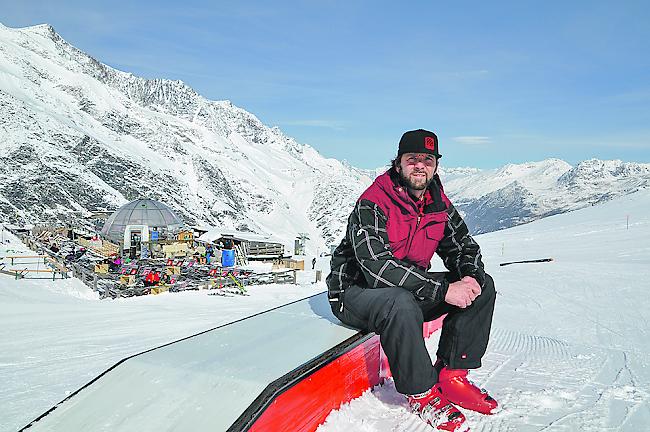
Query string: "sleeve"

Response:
xmin=350 ymin=199 xmax=448 ymax=303
xmin=436 ymin=204 xmax=486 ymax=286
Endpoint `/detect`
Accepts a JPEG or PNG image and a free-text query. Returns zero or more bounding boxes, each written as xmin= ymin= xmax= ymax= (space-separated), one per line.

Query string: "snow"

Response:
xmin=442 ymin=159 xmax=573 ymax=200
xmin=0 ymin=23 xmax=372 ymax=253
xmin=438 ymin=158 xmax=650 ymax=234
xmin=0 ymin=225 xmax=326 ymax=432
xmin=197 ymin=227 xmax=284 ymax=245
xmin=318 ymin=189 xmax=650 ymax=431
xmin=2 ymin=22 xmax=649 ymax=247
xmin=3 ymin=189 xmax=649 ymax=431
xmin=24 ymin=292 xmax=356 ymax=432
xmin=1 ymin=20 xmax=650 ymax=432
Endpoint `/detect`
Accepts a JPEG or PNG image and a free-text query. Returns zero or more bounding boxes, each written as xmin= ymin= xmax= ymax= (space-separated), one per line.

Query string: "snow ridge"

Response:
xmin=441 ymin=158 xmax=650 ymax=233
xmin=0 ymin=23 xmax=371 ymax=252
xmin=1 ymin=23 xmax=648 ymax=245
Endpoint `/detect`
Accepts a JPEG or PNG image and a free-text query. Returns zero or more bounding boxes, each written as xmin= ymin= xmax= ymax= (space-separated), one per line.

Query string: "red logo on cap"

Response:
xmin=424 ymin=136 xmax=436 ymax=150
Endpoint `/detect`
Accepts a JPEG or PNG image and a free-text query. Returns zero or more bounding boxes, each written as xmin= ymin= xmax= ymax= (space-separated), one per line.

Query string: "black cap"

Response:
xmin=398 ymin=129 xmax=442 ymax=159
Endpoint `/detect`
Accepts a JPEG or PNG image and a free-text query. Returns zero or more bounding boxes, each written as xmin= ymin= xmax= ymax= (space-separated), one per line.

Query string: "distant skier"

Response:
xmin=327 ymin=129 xmax=498 ymax=431
xmin=206 ymin=243 xmax=214 ymax=264
xmin=108 ymin=254 xmax=122 ymax=272
xmin=312 ymin=257 xmax=316 ymax=269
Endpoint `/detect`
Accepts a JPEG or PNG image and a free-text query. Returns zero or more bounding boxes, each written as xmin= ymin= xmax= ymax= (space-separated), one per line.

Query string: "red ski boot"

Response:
xmin=437 ymin=367 xmax=499 ymax=415
xmin=407 ymin=385 xmax=469 ymax=431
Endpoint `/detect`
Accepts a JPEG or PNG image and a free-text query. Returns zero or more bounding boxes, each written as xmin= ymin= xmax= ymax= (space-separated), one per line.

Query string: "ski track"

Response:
xmin=320 ymin=277 xmax=650 ymax=432
xmin=488 ymin=328 xmax=570 ymax=358
xmin=324 ymin=326 xmax=650 ymax=432
xmin=468 ymin=333 xmax=650 ymax=431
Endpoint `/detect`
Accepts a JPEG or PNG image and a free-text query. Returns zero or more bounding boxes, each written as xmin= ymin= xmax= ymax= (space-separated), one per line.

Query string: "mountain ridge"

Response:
xmin=441 ymin=158 xmax=650 ymax=233
xmin=0 ymin=23 xmax=373 ymax=253
xmin=1 ymin=23 xmax=649 ymax=246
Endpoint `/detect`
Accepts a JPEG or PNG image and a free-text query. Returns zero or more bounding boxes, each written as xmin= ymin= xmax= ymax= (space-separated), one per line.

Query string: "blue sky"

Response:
xmin=2 ymin=1 xmax=649 ymax=168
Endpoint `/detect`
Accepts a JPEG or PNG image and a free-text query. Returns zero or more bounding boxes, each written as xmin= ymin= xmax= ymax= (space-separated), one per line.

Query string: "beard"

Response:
xmin=398 ymin=169 xmax=433 ymax=191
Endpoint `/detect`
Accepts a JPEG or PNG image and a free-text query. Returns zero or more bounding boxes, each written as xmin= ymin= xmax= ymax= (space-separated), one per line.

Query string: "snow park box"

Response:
xmin=21 ymin=293 xmax=442 ymax=432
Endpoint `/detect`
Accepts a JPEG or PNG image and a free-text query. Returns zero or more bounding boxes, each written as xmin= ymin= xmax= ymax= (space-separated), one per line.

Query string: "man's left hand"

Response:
xmin=462 ymin=276 xmax=481 ymax=297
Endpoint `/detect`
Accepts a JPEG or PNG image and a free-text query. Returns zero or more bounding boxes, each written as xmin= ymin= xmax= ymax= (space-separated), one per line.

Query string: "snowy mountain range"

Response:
xmin=0 ymin=23 xmax=372 ymax=252
xmin=1 ymin=23 xmax=649 ymax=248
xmin=439 ymin=159 xmax=650 ymax=233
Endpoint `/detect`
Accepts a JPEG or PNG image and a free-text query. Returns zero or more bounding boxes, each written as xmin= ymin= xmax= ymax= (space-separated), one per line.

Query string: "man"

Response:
xmin=144 ymin=270 xmax=161 ymax=287
xmin=327 ymin=129 xmax=497 ymax=431
xmin=206 ymin=243 xmax=214 ymax=264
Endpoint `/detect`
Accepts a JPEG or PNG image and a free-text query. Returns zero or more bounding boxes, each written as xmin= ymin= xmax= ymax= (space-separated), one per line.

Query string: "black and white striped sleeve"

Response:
xmin=349 ymin=199 xmax=448 ymax=302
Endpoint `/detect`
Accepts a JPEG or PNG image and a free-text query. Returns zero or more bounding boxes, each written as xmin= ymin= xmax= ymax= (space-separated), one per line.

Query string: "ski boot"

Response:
xmin=437 ymin=367 xmax=499 ymax=415
xmin=407 ymin=385 xmax=469 ymax=431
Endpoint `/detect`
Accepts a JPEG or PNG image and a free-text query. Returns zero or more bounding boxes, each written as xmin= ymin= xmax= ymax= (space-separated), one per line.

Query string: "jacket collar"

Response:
xmin=374 ymin=170 xmax=447 ymax=213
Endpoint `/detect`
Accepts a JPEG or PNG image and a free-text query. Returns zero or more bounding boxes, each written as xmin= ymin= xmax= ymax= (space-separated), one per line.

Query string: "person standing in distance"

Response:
xmin=327 ymin=129 xmax=498 ymax=431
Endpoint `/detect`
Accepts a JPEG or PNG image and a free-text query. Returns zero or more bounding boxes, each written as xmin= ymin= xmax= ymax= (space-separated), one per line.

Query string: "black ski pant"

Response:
xmin=333 ymin=273 xmax=496 ymax=396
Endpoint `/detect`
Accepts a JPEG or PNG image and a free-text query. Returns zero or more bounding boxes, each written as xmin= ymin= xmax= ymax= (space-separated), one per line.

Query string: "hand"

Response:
xmin=462 ymin=276 xmax=482 ymax=297
xmin=445 ymin=277 xmax=482 ymax=308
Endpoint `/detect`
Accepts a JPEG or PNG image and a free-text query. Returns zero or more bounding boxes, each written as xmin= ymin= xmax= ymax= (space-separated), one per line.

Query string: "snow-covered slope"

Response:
xmin=0 ymin=223 xmax=328 ymax=432
xmin=440 ymin=159 xmax=650 ymax=233
xmin=319 ymin=188 xmax=650 ymax=431
xmin=2 ymin=186 xmax=648 ymax=432
xmin=0 ymin=23 xmax=371 ymax=252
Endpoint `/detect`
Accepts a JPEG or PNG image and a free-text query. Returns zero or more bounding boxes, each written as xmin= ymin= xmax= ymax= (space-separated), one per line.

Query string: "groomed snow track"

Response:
xmin=20 ymin=292 xmax=442 ymax=432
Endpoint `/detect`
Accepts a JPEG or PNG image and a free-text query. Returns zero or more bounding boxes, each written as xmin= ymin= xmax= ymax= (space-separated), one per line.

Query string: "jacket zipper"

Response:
xmin=406 ymin=212 xmax=423 ymax=255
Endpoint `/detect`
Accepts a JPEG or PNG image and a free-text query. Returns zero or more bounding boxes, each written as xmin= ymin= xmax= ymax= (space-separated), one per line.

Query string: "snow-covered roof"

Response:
xmin=197 ymin=228 xmax=283 ymax=245
xmin=3 ymin=224 xmax=33 ymax=231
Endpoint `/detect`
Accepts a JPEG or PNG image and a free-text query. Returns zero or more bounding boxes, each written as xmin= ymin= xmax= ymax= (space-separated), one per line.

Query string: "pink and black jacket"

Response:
xmin=327 ymin=170 xmax=485 ymax=313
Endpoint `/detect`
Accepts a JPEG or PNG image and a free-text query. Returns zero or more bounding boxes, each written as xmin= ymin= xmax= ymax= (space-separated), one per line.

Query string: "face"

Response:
xmin=397 ymin=153 xmax=437 ymax=191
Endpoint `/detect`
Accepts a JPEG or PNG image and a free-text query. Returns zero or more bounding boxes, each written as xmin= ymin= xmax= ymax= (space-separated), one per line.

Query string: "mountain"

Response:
xmin=0 ymin=23 xmax=372 ymax=253
xmin=440 ymin=159 xmax=650 ymax=233
xmin=1 ymin=23 xmax=648 ymax=248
